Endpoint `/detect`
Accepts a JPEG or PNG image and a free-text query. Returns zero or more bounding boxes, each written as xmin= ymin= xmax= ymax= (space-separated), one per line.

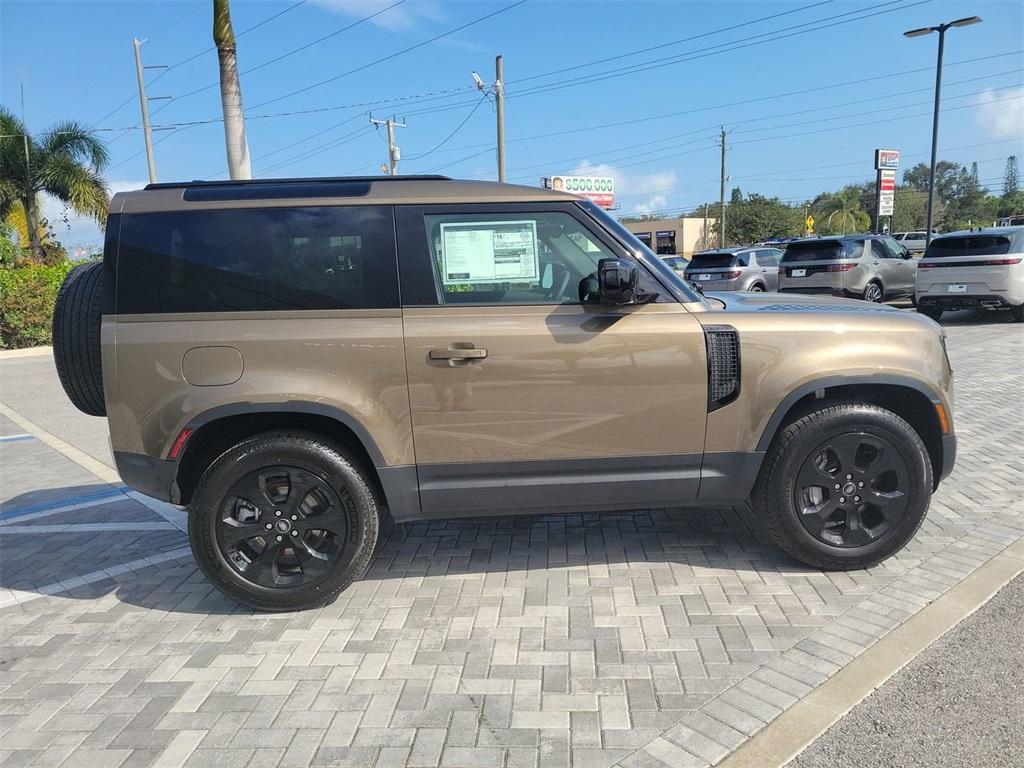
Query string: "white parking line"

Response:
xmin=0 ymin=546 xmax=194 ymax=608
xmin=0 ymin=522 xmax=179 ymax=534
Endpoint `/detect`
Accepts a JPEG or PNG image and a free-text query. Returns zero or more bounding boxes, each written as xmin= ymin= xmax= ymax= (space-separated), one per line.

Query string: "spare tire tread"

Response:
xmin=53 ymin=261 xmax=105 ymax=416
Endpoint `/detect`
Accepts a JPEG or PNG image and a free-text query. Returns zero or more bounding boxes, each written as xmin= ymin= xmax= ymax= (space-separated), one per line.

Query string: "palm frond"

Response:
xmin=38 ymin=120 xmax=109 ymax=170
xmin=36 ymin=154 xmax=109 ymax=222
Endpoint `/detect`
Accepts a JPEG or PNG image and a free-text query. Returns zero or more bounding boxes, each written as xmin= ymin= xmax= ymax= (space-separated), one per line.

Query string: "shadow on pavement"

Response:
xmin=0 ymin=481 xmax=802 ymax=614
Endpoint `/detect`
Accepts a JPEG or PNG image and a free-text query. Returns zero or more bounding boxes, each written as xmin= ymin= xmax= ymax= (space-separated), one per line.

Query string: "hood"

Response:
xmin=701 ymin=290 xmax=902 ymax=315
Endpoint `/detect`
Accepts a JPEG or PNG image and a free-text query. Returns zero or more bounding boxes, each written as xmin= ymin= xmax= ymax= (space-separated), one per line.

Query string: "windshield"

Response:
xmin=577 ymin=200 xmax=703 ymax=303
xmin=782 ymin=240 xmax=861 ymax=262
xmin=688 ymin=252 xmax=738 ymax=269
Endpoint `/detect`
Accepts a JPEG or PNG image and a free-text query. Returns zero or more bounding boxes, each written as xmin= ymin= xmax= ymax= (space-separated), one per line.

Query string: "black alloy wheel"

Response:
xmin=794 ymin=433 xmax=909 ymax=548
xmin=217 ymin=467 xmax=354 ymax=589
xmin=189 ymin=431 xmax=380 ymax=611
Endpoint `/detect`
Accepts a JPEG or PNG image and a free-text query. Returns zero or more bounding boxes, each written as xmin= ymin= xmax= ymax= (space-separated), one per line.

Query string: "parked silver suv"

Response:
xmin=778 ymin=235 xmax=915 ymax=302
xmin=916 ymin=226 xmax=1024 ymax=322
xmin=684 ymin=246 xmax=782 ymax=292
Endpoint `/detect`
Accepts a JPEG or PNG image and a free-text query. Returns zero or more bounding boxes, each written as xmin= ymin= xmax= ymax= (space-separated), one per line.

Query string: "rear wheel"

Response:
xmin=748 ymin=283 xmax=766 ymax=292
xmin=754 ymin=403 xmax=931 ymax=570
xmin=918 ymin=306 xmax=943 ymax=321
xmin=863 ymin=281 xmax=884 ymax=303
xmin=189 ymin=431 xmax=380 ymax=611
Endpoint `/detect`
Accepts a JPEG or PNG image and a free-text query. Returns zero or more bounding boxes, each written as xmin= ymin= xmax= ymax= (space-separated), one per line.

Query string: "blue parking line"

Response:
xmin=0 ymin=487 xmax=127 ymax=520
xmin=0 ymin=434 xmax=35 ymax=443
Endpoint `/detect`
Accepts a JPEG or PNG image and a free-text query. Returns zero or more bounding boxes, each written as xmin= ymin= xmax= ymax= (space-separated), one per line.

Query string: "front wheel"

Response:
xmin=189 ymin=431 xmax=380 ymax=611
xmin=753 ymin=403 xmax=932 ymax=570
xmin=1011 ymin=303 xmax=1023 ymax=323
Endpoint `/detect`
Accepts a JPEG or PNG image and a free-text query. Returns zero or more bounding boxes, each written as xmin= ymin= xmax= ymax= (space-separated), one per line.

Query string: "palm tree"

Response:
xmin=822 ymin=186 xmax=867 ymax=236
xmin=0 ymin=106 xmax=109 ymax=262
xmin=214 ymin=0 xmax=252 ymax=179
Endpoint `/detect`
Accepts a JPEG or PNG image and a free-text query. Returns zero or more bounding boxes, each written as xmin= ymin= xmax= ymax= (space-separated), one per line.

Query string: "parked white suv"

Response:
xmin=893 ymin=231 xmax=933 ymax=255
xmin=915 ymin=226 xmax=1024 ymax=322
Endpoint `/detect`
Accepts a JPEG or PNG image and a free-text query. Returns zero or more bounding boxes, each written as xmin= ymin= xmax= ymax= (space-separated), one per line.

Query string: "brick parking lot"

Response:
xmin=1 ymin=313 xmax=1022 ymax=768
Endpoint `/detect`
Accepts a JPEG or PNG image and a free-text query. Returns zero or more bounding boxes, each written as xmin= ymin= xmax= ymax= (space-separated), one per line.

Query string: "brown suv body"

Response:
xmin=56 ymin=176 xmax=955 ymax=609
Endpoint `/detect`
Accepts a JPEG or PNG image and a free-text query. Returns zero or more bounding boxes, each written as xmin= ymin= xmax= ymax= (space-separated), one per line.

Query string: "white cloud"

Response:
xmin=309 ymin=0 xmax=442 ymax=30
xmin=569 ymin=161 xmax=678 ymax=215
xmin=974 ymin=86 xmax=1024 ymax=141
xmin=44 ymin=180 xmax=146 ymax=257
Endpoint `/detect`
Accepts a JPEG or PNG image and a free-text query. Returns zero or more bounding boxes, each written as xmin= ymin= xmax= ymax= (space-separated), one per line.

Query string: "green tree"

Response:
xmin=1004 ymin=155 xmax=1020 ymax=197
xmin=720 ymin=189 xmax=801 ymax=244
xmin=813 ymin=185 xmax=870 ymax=235
xmin=943 ymin=165 xmax=996 ymax=230
xmin=890 ymin=188 xmax=928 ymax=231
xmin=0 ymin=106 xmax=108 ymax=263
xmin=902 ymin=161 xmax=960 ymax=204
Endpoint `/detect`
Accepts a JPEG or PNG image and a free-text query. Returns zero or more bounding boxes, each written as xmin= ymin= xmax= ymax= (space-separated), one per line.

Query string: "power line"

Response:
xmin=164 ymin=0 xmax=411 ymax=105
xmin=502 ymin=0 xmax=929 ymax=101
xmin=404 ymin=96 xmax=490 ymax=161
xmin=248 ymin=0 xmax=529 ymax=110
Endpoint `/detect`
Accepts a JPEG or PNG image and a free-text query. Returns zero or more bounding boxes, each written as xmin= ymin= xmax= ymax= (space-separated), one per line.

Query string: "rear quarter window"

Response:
xmin=115 ymin=205 xmax=398 ymax=313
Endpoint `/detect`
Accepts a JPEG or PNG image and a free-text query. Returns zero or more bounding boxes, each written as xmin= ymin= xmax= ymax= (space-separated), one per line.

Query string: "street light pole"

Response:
xmin=904 ymin=16 xmax=982 ymax=247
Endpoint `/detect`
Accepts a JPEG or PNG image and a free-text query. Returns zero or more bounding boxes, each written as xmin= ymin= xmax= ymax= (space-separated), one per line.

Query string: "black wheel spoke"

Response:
xmin=292 ymin=539 xmax=331 ymax=580
xmin=219 ymin=519 xmax=266 ymax=549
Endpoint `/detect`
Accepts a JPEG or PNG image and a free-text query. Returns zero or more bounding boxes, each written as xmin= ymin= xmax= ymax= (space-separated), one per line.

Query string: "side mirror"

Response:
xmin=597 ymin=258 xmax=638 ymax=304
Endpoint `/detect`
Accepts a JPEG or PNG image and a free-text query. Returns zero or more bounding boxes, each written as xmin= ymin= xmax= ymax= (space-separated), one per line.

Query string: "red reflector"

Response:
xmin=826 ymin=263 xmax=857 ymax=272
xmin=919 ymin=257 xmax=1022 ymax=268
xmin=169 ymin=428 xmax=193 ymax=460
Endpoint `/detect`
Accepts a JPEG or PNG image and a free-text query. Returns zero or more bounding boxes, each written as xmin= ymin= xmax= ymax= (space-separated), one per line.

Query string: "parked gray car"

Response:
xmin=778 ymin=235 xmax=916 ymax=302
xmin=684 ymin=246 xmax=782 ymax=292
xmin=894 ymin=231 xmax=930 ymax=254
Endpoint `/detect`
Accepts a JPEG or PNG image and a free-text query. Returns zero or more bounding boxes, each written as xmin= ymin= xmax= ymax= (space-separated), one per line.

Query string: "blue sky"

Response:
xmin=2 ymin=0 xmax=1022 ymax=251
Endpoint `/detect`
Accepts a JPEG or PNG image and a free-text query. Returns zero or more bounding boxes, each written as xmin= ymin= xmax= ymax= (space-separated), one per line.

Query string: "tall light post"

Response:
xmin=904 ymin=16 xmax=982 ymax=246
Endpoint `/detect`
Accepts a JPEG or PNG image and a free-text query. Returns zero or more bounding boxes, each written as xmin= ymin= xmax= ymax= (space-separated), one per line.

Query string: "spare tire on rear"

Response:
xmin=53 ymin=261 xmax=105 ymax=416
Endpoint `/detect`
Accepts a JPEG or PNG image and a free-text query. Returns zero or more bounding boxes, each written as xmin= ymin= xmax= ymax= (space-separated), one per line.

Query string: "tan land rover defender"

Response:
xmin=52 ymin=176 xmax=956 ymax=611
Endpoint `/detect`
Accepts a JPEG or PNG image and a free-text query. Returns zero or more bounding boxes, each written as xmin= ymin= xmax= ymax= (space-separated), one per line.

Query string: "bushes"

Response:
xmin=0 ymin=261 xmax=76 ymax=349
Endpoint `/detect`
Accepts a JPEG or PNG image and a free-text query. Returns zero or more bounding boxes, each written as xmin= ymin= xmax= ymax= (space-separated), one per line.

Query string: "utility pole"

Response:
xmin=702 ymin=203 xmax=709 ymax=250
xmin=718 ymin=127 xmax=728 ymax=248
xmin=472 ymin=55 xmax=505 ymax=182
xmin=370 ymin=116 xmax=406 ymax=175
xmin=132 ymin=38 xmax=157 ymax=184
xmin=495 ymin=55 xmax=505 ymax=183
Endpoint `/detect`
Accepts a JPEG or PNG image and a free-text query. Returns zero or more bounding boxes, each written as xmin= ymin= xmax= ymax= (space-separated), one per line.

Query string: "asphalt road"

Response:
xmin=791 ymin=573 xmax=1024 ymax=768
xmin=0 ymin=352 xmax=114 ymax=467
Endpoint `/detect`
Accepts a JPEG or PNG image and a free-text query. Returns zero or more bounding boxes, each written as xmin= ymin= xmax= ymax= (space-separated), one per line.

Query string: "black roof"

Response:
xmin=144 ymin=175 xmax=451 ymax=191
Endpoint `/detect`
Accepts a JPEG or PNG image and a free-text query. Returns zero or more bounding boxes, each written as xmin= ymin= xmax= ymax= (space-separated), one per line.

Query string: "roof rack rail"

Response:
xmin=144 ymin=175 xmax=451 ymax=190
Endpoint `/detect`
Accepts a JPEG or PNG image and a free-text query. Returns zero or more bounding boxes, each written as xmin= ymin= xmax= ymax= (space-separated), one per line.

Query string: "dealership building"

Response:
xmin=621 ymin=216 xmax=715 ymax=258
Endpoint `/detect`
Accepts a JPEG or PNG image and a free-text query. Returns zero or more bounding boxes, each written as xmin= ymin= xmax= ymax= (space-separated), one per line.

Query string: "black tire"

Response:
xmin=863 ymin=281 xmax=884 ymax=303
xmin=748 ymin=283 xmax=766 ymax=292
xmin=1011 ymin=303 xmax=1024 ymax=323
xmin=52 ymin=261 xmax=105 ymax=416
xmin=918 ymin=306 xmax=943 ymax=321
xmin=189 ymin=431 xmax=381 ymax=611
xmin=754 ymin=403 xmax=932 ymax=570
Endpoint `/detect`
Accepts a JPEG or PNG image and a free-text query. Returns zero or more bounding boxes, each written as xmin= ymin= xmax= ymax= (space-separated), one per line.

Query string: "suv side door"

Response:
xmin=879 ymin=236 xmax=915 ymax=296
xmin=395 ymin=202 xmax=708 ymax=518
xmin=756 ymin=249 xmax=781 ymax=291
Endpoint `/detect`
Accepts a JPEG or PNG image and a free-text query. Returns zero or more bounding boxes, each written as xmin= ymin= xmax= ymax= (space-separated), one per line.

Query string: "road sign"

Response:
xmin=805 ymin=214 xmax=815 ymax=232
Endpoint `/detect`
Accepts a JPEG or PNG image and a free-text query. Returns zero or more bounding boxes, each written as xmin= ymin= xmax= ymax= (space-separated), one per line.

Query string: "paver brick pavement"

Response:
xmin=0 ymin=318 xmax=1021 ymax=768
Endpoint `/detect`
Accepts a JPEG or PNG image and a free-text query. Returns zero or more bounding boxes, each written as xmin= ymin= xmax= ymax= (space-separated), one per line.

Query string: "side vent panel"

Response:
xmin=704 ymin=325 xmax=740 ymax=411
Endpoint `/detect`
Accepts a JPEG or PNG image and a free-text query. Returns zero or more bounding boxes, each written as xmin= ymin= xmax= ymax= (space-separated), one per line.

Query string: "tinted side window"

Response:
xmin=757 ymin=249 xmax=779 ymax=266
xmin=871 ymin=239 xmax=894 ymax=259
xmin=116 ymin=206 xmax=397 ymax=313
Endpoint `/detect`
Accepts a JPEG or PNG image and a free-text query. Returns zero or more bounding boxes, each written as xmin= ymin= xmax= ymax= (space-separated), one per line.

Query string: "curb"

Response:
xmin=0 ymin=345 xmax=53 ymax=359
xmin=715 ymin=536 xmax=1024 ymax=768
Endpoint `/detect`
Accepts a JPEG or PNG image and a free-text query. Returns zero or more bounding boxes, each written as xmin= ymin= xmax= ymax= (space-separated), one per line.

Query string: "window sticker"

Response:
xmin=439 ymin=220 xmax=539 ymax=285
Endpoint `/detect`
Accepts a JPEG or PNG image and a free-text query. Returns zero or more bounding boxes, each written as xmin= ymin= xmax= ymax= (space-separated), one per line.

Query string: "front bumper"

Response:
xmin=939 ymin=434 xmax=957 ymax=484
